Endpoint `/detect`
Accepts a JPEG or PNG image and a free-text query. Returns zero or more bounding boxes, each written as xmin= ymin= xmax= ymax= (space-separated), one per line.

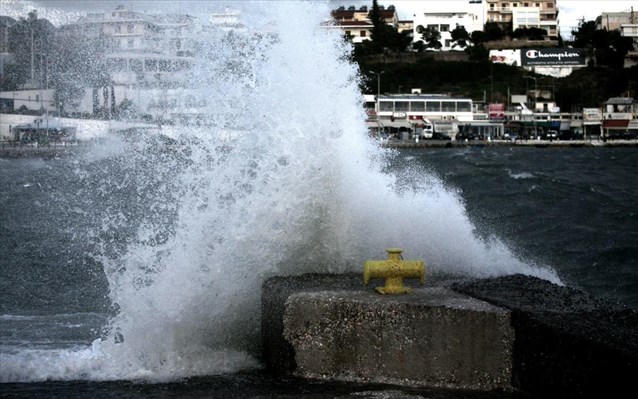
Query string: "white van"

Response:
xmin=420 ymin=118 xmax=434 ymax=139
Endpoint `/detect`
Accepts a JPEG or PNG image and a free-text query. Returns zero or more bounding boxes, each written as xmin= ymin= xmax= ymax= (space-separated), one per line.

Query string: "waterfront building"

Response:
xmin=602 ymin=97 xmax=638 ymax=139
xmin=367 ymin=93 xmax=476 ymax=137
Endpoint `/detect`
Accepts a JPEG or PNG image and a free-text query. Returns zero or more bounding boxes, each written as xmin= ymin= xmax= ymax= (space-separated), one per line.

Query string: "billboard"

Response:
xmin=489 ymin=49 xmax=520 ymax=66
xmin=489 ymin=103 xmax=505 ymax=120
xmin=521 ymin=48 xmax=586 ymax=66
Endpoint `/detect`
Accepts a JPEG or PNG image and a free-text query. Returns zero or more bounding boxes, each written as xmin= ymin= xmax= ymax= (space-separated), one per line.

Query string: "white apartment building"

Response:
xmin=59 ymin=5 xmax=198 ymax=87
xmin=486 ymin=0 xmax=559 ymax=39
xmin=412 ymin=1 xmax=486 ymax=51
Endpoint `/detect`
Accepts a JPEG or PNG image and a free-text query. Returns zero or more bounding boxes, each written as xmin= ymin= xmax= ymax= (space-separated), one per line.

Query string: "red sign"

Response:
xmin=489 ymin=103 xmax=505 ymax=120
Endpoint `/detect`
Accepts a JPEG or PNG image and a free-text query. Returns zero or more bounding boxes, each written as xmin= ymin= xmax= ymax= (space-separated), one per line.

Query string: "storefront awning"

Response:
xmin=602 ymin=119 xmax=630 ymax=128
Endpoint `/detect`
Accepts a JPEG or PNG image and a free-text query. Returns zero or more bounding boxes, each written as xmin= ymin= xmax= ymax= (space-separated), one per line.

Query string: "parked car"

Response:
xmin=542 ymin=130 xmax=558 ymax=141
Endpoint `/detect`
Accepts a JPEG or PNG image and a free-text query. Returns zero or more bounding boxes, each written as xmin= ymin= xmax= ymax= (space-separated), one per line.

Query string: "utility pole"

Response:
xmin=369 ymin=70 xmax=385 ymax=136
xmin=527 ymin=76 xmax=538 ymax=139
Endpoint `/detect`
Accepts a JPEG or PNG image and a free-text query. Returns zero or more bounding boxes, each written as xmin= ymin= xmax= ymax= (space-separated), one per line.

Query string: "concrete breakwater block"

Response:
xmin=283 ymin=288 xmax=514 ymax=390
xmin=262 ymin=274 xmax=514 ymax=391
xmin=261 ymin=273 xmax=638 ymax=397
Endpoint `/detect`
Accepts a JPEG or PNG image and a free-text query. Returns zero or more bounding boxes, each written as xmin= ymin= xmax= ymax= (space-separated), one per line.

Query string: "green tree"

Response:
xmin=368 ymin=0 xmax=386 ymax=53
xmin=0 ymin=63 xmax=29 ymax=91
xmin=571 ymin=19 xmax=635 ymax=69
xmin=5 ymin=10 xmax=56 ymax=90
xmin=450 ymin=25 xmax=470 ymax=49
xmin=484 ymin=22 xmax=505 ymax=41
xmin=466 ymin=44 xmax=489 ymax=62
xmin=417 ymin=25 xmax=442 ymax=50
xmin=512 ymin=27 xmax=547 ymax=40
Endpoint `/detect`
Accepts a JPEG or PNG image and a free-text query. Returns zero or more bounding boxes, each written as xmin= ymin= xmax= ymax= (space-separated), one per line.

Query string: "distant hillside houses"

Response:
xmin=596 ymin=10 xmax=638 ymax=68
xmin=327 ymin=0 xmax=561 ymax=51
xmin=325 ymin=5 xmax=409 ymax=43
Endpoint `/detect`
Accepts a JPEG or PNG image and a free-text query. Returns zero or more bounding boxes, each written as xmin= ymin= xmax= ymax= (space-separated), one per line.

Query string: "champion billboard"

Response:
xmin=521 ymin=48 xmax=586 ymax=66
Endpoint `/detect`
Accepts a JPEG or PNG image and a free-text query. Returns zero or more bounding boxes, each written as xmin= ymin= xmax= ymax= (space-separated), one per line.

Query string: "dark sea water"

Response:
xmin=1 ymin=146 xmax=636 ymax=398
xmin=397 ymin=146 xmax=638 ymax=308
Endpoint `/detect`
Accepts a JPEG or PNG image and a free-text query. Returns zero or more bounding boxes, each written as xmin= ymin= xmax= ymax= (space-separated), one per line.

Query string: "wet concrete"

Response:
xmin=262 ymin=273 xmax=638 ymax=398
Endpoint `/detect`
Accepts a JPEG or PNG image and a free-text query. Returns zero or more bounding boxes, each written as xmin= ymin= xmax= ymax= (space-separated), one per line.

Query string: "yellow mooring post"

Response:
xmin=363 ymin=248 xmax=425 ymax=294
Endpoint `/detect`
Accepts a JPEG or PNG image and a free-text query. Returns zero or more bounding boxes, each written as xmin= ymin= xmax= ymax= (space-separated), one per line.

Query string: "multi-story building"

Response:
xmin=412 ymin=1 xmax=485 ymax=50
xmin=58 ymin=5 xmax=197 ymax=88
xmin=326 ymin=5 xmax=400 ymax=43
xmin=486 ymin=0 xmax=559 ymax=39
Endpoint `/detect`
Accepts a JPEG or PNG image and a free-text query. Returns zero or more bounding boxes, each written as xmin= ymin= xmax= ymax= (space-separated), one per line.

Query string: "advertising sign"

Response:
xmin=582 ymin=108 xmax=602 ymax=122
xmin=489 ymin=103 xmax=505 ymax=120
xmin=521 ymin=48 xmax=586 ymax=66
xmin=489 ymin=49 xmax=520 ymax=66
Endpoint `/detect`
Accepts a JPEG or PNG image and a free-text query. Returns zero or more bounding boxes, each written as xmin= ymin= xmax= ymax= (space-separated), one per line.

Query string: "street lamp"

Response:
xmin=526 ymin=76 xmax=538 ymax=139
xmin=369 ymin=70 xmax=385 ymax=135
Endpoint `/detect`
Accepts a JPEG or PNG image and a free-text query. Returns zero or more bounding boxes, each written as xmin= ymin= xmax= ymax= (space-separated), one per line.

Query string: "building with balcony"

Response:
xmin=486 ymin=0 xmax=559 ymax=39
xmin=58 ymin=5 xmax=198 ymax=88
xmin=325 ymin=5 xmax=401 ymax=43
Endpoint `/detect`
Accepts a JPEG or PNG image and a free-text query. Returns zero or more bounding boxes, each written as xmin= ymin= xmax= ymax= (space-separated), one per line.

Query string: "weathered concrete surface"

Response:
xmin=283 ymin=288 xmax=514 ymax=391
xmin=261 ymin=274 xmax=368 ymax=376
xmin=262 ymin=273 xmax=638 ymax=398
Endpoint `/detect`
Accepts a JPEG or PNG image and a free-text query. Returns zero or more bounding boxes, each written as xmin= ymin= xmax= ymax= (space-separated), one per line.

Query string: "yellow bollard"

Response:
xmin=364 ymin=248 xmax=425 ymax=294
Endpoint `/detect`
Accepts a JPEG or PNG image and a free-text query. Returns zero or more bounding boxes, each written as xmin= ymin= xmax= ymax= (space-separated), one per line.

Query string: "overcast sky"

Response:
xmin=5 ymin=0 xmax=638 ymax=39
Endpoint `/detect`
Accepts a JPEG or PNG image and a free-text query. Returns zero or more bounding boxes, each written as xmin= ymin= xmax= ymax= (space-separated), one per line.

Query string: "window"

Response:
xmin=159 ymin=59 xmax=172 ymax=72
xmin=457 ymin=101 xmax=472 ymax=112
xmin=130 ymin=59 xmax=143 ymax=73
xmin=345 ymin=30 xmax=351 ymax=36
xmin=145 ymin=59 xmax=158 ymax=72
xmin=442 ymin=101 xmax=456 ymax=112
xmin=410 ymin=101 xmax=425 ymax=112
xmin=445 ymin=39 xmax=452 ymax=47
xmin=395 ymin=101 xmax=409 ymax=112
xmin=360 ymin=30 xmax=366 ymax=37
xmin=128 ymin=39 xmax=134 ymax=48
xmin=380 ymin=101 xmax=393 ymax=112
xmin=107 ymin=58 xmax=126 ymax=72
xmin=440 ymin=24 xmax=449 ymax=32
xmin=115 ymin=24 xmax=121 ymax=33
xmin=426 ymin=101 xmax=441 ymax=112
xmin=127 ymin=23 xmax=134 ymax=33
xmin=546 ymin=2 xmax=553 ymax=8
xmin=427 ymin=24 xmax=438 ymax=30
